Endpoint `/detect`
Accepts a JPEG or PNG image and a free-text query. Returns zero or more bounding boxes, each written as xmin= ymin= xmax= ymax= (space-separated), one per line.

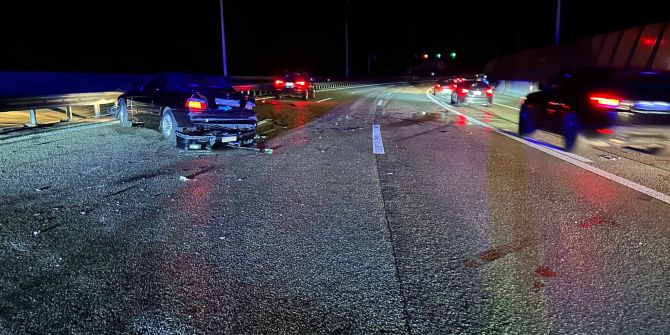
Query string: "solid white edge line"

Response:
xmin=372 ymin=124 xmax=385 ymax=154
xmin=425 ymin=89 xmax=670 ymax=205
xmin=316 ymin=97 xmax=332 ymax=103
xmin=493 ymin=102 xmax=521 ymax=110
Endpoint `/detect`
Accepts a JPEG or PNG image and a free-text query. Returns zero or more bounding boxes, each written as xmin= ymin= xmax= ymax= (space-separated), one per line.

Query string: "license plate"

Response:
xmin=285 ymin=82 xmax=294 ymax=88
xmin=472 ymin=91 xmax=482 ymax=96
xmin=221 ymin=136 xmax=237 ymax=143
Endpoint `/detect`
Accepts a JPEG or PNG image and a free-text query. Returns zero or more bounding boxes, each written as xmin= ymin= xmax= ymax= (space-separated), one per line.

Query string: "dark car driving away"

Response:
xmin=112 ymin=73 xmax=257 ymax=150
xmin=432 ymin=78 xmax=457 ymax=96
xmin=274 ymin=72 xmax=316 ymax=100
xmin=519 ymin=67 xmax=670 ymax=152
xmin=450 ymin=78 xmax=494 ymax=106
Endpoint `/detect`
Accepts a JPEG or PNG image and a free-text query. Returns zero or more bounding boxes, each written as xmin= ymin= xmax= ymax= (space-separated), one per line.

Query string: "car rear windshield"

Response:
xmin=284 ymin=73 xmax=308 ymax=81
xmin=160 ymin=74 xmax=235 ymax=92
xmin=463 ymin=81 xmax=490 ymax=88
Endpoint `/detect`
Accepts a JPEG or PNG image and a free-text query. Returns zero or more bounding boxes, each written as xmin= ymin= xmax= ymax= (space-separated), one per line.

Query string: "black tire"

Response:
xmin=518 ymin=105 xmax=536 ymax=136
xmin=275 ymin=93 xmax=281 ymax=100
xmin=561 ymin=112 xmax=585 ymax=151
xmin=450 ymin=92 xmax=458 ymax=105
xmin=116 ymin=98 xmax=132 ymax=128
xmin=309 ymin=89 xmax=316 ymax=99
xmin=302 ymin=90 xmax=308 ymax=100
xmin=160 ymin=109 xmax=178 ymax=147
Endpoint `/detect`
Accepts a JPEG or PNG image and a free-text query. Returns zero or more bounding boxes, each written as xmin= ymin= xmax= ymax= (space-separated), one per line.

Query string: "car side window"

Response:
xmin=142 ymin=77 xmax=163 ymax=92
xmin=545 ymin=72 xmax=574 ymax=92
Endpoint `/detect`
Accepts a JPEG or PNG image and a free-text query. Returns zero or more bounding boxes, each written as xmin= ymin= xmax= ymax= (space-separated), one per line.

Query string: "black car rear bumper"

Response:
xmin=586 ymin=110 xmax=670 ymax=148
xmin=276 ymin=88 xmax=311 ymax=96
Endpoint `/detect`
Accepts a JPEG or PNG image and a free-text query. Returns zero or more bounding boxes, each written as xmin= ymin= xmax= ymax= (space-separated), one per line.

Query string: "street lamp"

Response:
xmin=555 ymin=0 xmax=561 ymax=45
xmin=219 ymin=0 xmax=228 ymax=76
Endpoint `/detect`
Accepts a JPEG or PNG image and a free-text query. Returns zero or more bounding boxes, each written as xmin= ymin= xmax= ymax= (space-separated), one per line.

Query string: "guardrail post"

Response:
xmin=93 ymin=103 xmax=101 ymax=117
xmin=28 ymin=109 xmax=37 ymax=127
xmin=66 ymin=106 xmax=73 ymax=121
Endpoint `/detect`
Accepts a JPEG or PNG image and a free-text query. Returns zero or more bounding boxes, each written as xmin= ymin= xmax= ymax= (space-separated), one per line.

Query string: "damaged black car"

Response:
xmin=111 ymin=72 xmax=257 ymax=149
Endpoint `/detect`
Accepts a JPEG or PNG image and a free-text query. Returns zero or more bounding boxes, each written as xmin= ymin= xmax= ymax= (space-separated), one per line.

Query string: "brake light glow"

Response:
xmin=590 ymin=95 xmax=620 ymax=108
xmin=460 ymin=88 xmax=469 ymax=94
xmin=186 ymin=98 xmax=207 ymax=111
xmin=596 ymin=128 xmax=615 ymax=134
xmin=436 ymin=84 xmax=441 ymax=88
xmin=275 ymin=80 xmax=284 ymax=86
xmin=486 ymin=88 xmax=493 ymax=95
xmin=296 ymin=81 xmax=306 ymax=86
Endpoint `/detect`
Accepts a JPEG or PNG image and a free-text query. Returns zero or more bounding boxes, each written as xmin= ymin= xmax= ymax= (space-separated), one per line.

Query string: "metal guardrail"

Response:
xmin=0 ymin=78 xmax=414 ymax=131
xmin=233 ymin=79 xmax=407 ymax=98
xmin=0 ymin=92 xmax=121 ymax=128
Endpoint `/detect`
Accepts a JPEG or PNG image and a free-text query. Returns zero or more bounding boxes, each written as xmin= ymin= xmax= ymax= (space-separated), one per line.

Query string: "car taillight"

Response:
xmin=486 ymin=88 xmax=493 ymax=95
xmin=275 ymin=80 xmax=284 ymax=86
xmin=186 ymin=98 xmax=207 ymax=112
xmin=589 ymin=95 xmax=620 ymax=108
xmin=436 ymin=84 xmax=441 ymax=88
xmin=296 ymin=81 xmax=306 ymax=86
xmin=596 ymin=128 xmax=615 ymax=134
xmin=460 ymin=88 xmax=469 ymax=94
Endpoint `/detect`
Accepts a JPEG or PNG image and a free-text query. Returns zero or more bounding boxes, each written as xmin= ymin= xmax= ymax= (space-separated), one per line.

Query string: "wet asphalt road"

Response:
xmin=0 ymin=84 xmax=669 ymax=334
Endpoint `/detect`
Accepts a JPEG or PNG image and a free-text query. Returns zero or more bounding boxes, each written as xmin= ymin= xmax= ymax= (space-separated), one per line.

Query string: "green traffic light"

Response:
xmin=449 ymin=52 xmax=457 ymax=59
xmin=436 ymin=53 xmax=442 ymax=59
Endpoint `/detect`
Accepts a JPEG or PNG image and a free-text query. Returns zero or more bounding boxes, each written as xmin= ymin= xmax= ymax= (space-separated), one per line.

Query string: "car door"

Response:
xmin=130 ymin=76 xmax=163 ymax=123
xmin=537 ymin=73 xmax=573 ymax=132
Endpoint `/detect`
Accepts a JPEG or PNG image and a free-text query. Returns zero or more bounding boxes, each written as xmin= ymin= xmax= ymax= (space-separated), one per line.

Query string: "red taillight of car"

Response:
xmin=596 ymin=128 xmax=615 ymax=134
xmin=186 ymin=98 xmax=207 ymax=112
xmin=460 ymin=88 xmax=469 ymax=94
xmin=274 ymin=80 xmax=284 ymax=86
xmin=296 ymin=81 xmax=306 ymax=86
xmin=436 ymin=84 xmax=441 ymax=88
xmin=486 ymin=88 xmax=494 ymax=95
xmin=589 ymin=95 xmax=620 ymax=108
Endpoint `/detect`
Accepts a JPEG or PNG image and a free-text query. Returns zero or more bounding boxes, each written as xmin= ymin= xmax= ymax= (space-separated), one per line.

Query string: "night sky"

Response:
xmin=1 ymin=1 xmax=669 ymax=76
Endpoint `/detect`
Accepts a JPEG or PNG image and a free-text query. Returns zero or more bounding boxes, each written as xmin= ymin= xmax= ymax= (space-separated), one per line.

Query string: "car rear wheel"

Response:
xmin=309 ymin=89 xmax=316 ymax=99
xmin=561 ymin=112 xmax=586 ymax=151
xmin=302 ymin=90 xmax=309 ymax=100
xmin=518 ymin=105 xmax=536 ymax=136
xmin=116 ymin=98 xmax=132 ymax=128
xmin=160 ymin=109 xmax=178 ymax=147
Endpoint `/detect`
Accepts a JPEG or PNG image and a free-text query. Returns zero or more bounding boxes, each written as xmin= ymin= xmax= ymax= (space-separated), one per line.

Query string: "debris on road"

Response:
xmin=179 ymin=176 xmax=190 ymax=182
